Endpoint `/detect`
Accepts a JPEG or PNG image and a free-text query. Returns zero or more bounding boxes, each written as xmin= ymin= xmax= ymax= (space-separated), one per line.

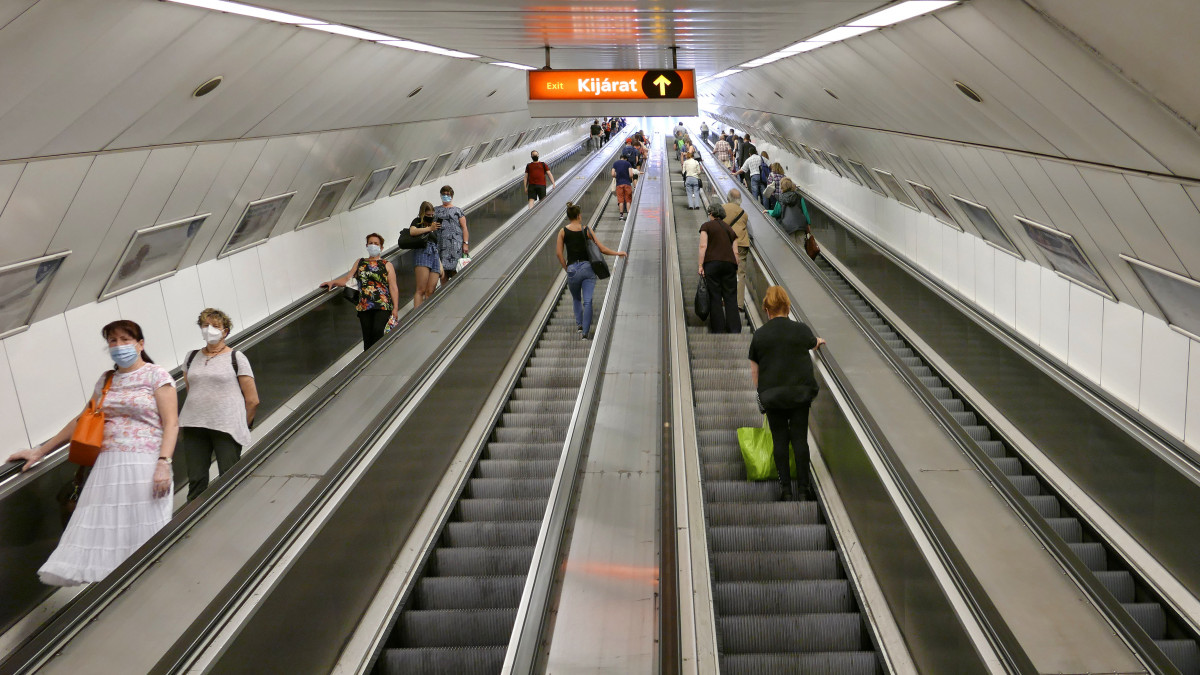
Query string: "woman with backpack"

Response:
xmin=555 ymin=201 xmax=627 ymax=340
xmin=765 ymin=178 xmax=811 ymax=235
xmin=180 ymin=308 xmax=258 ymax=501
xmin=320 ymin=232 xmax=400 ymax=350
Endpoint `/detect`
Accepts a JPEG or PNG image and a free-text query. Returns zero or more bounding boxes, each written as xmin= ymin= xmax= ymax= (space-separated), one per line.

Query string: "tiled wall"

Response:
xmin=757 ymin=139 xmax=1200 ymax=450
xmin=0 ymin=129 xmax=581 ymax=456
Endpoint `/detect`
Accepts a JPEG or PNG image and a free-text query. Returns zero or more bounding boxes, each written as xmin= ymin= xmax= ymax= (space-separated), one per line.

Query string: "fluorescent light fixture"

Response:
xmin=740 ymin=52 xmax=790 ymax=68
xmin=849 ymin=1 xmax=956 ymax=27
xmin=303 ymin=23 xmax=396 ymax=41
xmin=491 ymin=61 xmax=538 ymax=70
xmin=780 ymin=41 xmax=829 ymax=54
xmin=378 ymin=40 xmax=478 ymax=58
xmin=809 ymin=25 xmax=878 ymax=42
xmin=164 ymin=0 xmax=324 ymax=24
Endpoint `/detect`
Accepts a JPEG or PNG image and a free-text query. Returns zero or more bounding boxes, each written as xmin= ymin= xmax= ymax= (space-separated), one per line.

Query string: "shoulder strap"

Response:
xmin=230 ymin=350 xmax=240 ymax=376
xmin=95 ymin=370 xmax=115 ymax=406
xmin=730 ymin=209 xmax=747 ymax=227
xmin=186 ymin=349 xmax=198 ymax=370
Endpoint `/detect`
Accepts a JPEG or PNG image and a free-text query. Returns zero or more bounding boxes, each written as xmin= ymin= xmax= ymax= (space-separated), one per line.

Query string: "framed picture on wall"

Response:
xmin=100 ymin=214 xmax=208 ymax=300
xmin=350 ymin=167 xmax=396 ymax=210
xmin=220 ymin=193 xmax=296 ymax=258
xmin=298 ymin=177 xmax=352 ymax=229
xmin=872 ymin=169 xmax=920 ymax=210
xmin=1019 ymin=216 xmax=1112 ymax=298
xmin=390 ymin=160 xmax=428 ymax=196
xmin=951 ymin=195 xmax=1022 ymax=258
xmin=907 ymin=181 xmax=962 ymax=230
xmin=1122 ymin=255 xmax=1200 ymax=340
xmin=0 ymin=251 xmax=70 ymax=339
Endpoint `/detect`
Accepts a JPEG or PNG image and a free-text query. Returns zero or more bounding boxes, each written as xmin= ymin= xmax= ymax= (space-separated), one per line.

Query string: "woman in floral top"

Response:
xmin=322 ymin=233 xmax=400 ymax=350
xmin=7 ymin=320 xmax=178 ymax=586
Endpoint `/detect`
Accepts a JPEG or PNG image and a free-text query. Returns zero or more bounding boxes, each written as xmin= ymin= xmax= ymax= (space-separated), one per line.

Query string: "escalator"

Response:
xmin=668 ymin=149 xmax=882 ymax=673
xmin=376 ymin=190 xmax=625 ymax=673
xmin=813 ymin=255 xmax=1200 ymax=674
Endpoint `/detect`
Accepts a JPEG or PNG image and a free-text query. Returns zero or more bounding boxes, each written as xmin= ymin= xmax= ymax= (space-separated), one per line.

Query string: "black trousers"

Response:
xmin=358 ymin=308 xmax=390 ymax=350
xmin=183 ymin=427 xmax=242 ymax=502
xmin=766 ymin=402 xmax=812 ymax=497
xmin=703 ymin=261 xmax=741 ymax=334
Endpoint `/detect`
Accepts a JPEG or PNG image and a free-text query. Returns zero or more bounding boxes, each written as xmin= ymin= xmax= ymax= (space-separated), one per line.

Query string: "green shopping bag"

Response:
xmin=736 ymin=415 xmax=797 ymax=480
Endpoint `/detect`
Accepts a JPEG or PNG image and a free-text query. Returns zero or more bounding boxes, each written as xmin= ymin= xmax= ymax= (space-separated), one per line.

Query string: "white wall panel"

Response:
xmin=63 ymin=297 xmax=121 ymax=394
xmin=974 ymin=238 xmax=996 ymax=313
xmin=956 ymin=232 xmax=976 ymax=300
xmin=256 ymin=236 xmax=297 ymax=315
xmin=157 ymin=142 xmax=236 ymax=224
xmin=1101 ymin=298 xmax=1144 ymax=407
xmin=1139 ymin=314 xmax=1190 ymax=439
xmin=0 ymin=155 xmax=93 ymax=265
xmin=180 ymin=139 xmax=267 ymax=269
xmin=0 ymin=342 xmax=30 ymax=456
xmin=195 ymin=257 xmax=243 ymax=334
xmin=1186 ymin=341 xmax=1200 ymax=447
xmin=159 ymin=266 xmax=206 ymax=363
xmin=1126 ymin=177 xmax=1200 ymax=279
xmin=994 ymin=250 xmax=1017 ymax=327
xmin=1039 ymin=267 xmax=1070 ymax=361
xmin=940 ymin=225 xmax=959 ymax=289
xmin=0 ymin=163 xmax=24 ymax=220
xmin=115 ymin=284 xmax=179 ymax=369
xmin=227 ymin=249 xmax=270 ymax=330
xmin=5 ymin=315 xmax=85 ymax=444
xmin=1067 ymin=284 xmax=1104 ymax=383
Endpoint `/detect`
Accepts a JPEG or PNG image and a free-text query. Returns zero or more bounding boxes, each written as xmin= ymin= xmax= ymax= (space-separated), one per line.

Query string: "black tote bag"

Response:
xmin=694 ymin=275 xmax=710 ymax=321
xmin=585 ymin=227 xmax=611 ymax=279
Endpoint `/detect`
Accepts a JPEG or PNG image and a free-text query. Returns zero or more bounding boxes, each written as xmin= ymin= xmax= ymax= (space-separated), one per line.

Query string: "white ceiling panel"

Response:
xmin=46 ymin=151 xmax=149 ymax=314
xmin=198 ymin=136 xmax=297 ymax=260
xmin=178 ymin=139 xmax=268 ymax=269
xmin=0 ymin=3 xmax=201 ymax=160
xmin=0 ymin=1 xmax=39 ymax=31
xmin=157 ymin=142 xmax=238 ymax=225
xmin=1078 ymin=170 xmax=1187 ymax=278
xmin=1125 ymin=177 xmax=1200 ymax=280
xmin=0 ymin=155 xmax=93 ymax=265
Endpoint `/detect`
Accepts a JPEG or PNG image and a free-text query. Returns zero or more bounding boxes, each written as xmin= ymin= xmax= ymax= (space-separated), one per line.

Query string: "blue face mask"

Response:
xmin=441 ymin=194 xmax=452 ymax=204
xmin=110 ymin=344 xmax=139 ymax=368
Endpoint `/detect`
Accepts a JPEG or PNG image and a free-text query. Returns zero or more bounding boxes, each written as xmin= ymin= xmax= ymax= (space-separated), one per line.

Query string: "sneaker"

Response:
xmin=576 ymin=325 xmax=583 ymax=335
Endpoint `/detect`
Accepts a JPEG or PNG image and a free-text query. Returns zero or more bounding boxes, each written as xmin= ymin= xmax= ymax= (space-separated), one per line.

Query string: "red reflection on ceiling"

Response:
xmin=523 ymin=5 xmax=672 ymax=44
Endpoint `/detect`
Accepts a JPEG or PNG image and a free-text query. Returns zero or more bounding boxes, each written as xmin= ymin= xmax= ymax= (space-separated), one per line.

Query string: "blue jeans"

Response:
xmin=685 ymin=176 xmax=701 ymax=208
xmin=750 ymin=174 xmax=763 ymax=200
xmin=567 ymin=261 xmax=597 ymax=336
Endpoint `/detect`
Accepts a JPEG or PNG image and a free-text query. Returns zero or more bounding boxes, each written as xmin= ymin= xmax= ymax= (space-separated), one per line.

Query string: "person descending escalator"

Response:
xmin=764 ymin=178 xmax=811 ymax=235
xmin=408 ymin=201 xmax=442 ymax=308
xmin=747 ymin=286 xmax=826 ymax=501
xmin=714 ymin=134 xmax=733 ymax=171
xmin=525 ymin=149 xmax=556 ymax=208
xmin=555 ymin=201 xmax=627 ymax=340
xmin=434 ymin=185 xmax=469 ymax=283
xmin=682 ymin=151 xmax=703 ymax=210
xmin=321 ymin=233 xmax=400 ymax=350
xmin=590 ymin=120 xmax=603 ymax=152
xmin=612 ymin=153 xmax=636 ymax=220
xmin=8 ymin=320 xmax=177 ymax=585
xmin=697 ymin=203 xmax=741 ymax=334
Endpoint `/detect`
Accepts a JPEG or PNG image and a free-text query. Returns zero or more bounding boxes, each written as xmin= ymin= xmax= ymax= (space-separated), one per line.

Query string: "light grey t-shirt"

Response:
xmin=180 ymin=350 xmax=254 ymax=446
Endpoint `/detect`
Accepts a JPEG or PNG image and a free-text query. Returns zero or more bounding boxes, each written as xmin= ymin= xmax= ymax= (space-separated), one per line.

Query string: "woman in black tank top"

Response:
xmin=555 ymin=202 xmax=627 ymax=339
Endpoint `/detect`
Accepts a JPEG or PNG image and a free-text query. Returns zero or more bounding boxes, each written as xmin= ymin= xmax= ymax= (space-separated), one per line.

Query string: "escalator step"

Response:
xmin=1157 ymin=640 xmax=1200 ymax=675
xmin=714 ymin=580 xmax=854 ymax=615
xmin=717 ymin=613 xmax=864 ymax=653
xmin=444 ymin=521 xmax=541 ymax=547
xmin=456 ymin=498 xmax=547 ymax=522
xmin=962 ymin=425 xmax=992 ymax=442
xmin=493 ymin=427 xmax=569 ymax=444
xmin=703 ymin=462 xmax=748 ymax=481
xmin=1123 ymin=602 xmax=1166 ymax=640
xmin=430 ymin=547 xmax=533 ymax=576
xmin=475 ymin=459 xmax=559 ymax=479
xmin=978 ymin=441 xmax=1007 ymax=458
xmin=509 ymin=387 xmax=573 ymax=401
xmin=1069 ymin=542 xmax=1108 ymax=571
xmin=1007 ymin=475 xmax=1041 ymax=496
xmin=719 ymin=652 xmax=880 ymax=675
xmin=414 ymin=576 xmax=525 ymax=610
xmin=695 ymin=411 xmax=763 ymax=432
xmin=705 ymin=480 xmax=785 ymax=503
xmin=940 ymin=398 xmax=966 ymax=413
xmin=519 ymin=368 xmax=584 ymax=388
xmin=705 ymin=502 xmax=821 ymax=526
xmin=693 ymin=390 xmax=757 ymax=406
xmin=911 ymin=366 xmax=934 ymax=378
xmin=711 ymin=551 xmax=840 ymax=582
xmin=928 ymin=387 xmax=953 ymax=399
xmin=901 ymin=357 xmax=922 ymax=368
xmin=506 ymin=399 xmax=575 ymax=414
xmin=1027 ymin=495 xmax=1061 ymax=518
xmin=485 ymin=442 xmax=562 ymax=461
xmin=382 ymin=646 xmax=504 ymax=675
xmin=1045 ymin=517 xmax=1083 ymax=543
xmin=698 ymin=429 xmax=739 ymax=449
xmin=394 ymin=608 xmax=516 ymax=647
xmin=1095 ymin=571 xmax=1135 ymax=603
xmin=499 ymin=412 xmax=572 ymax=429
xmin=528 ymin=355 xmax=587 ymax=369
xmin=991 ymin=457 xmax=1022 ymax=475
xmin=710 ymin=524 xmax=831 ymax=552
xmin=951 ymin=411 xmax=977 ymax=426
xmin=468 ymin=477 xmax=552 ymax=499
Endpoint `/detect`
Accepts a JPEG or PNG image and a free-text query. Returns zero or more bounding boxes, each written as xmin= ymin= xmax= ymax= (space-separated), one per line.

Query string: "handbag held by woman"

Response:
xmin=585 ymin=227 xmax=611 ymax=280
xmin=68 ymin=371 xmax=113 ymax=467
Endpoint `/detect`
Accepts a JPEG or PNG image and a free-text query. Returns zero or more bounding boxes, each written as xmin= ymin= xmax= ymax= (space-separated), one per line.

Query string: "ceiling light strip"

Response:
xmin=163 ymin=0 xmax=478 ymax=59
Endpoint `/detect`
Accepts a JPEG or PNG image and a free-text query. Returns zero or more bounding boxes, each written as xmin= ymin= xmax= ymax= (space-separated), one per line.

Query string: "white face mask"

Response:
xmin=201 ymin=325 xmax=224 ymax=345
xmin=366 ymin=244 xmax=382 ymax=258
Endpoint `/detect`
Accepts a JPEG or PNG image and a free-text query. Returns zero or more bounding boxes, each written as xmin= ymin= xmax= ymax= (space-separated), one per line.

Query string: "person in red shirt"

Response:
xmin=524 ymin=150 xmax=556 ymax=208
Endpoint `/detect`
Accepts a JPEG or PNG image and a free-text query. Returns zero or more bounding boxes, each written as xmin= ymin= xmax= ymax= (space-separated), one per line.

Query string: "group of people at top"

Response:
xmin=8 ymin=309 xmax=261 ymax=584
xmin=611 ymin=130 xmax=650 ymax=220
xmin=589 ymin=117 xmax=627 ymax=152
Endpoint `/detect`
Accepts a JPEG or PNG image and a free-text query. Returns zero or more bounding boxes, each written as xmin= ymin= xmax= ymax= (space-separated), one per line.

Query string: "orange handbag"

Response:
xmin=68 ymin=372 xmax=114 ymax=467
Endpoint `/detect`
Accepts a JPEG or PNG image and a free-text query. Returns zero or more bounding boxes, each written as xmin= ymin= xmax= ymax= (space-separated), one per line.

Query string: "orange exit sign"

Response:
xmin=528 ymin=69 xmax=696 ymax=101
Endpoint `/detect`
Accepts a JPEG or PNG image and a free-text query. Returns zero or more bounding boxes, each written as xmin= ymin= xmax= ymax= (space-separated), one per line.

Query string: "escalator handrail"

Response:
xmin=502 ymin=133 xmax=650 ymax=675
xmin=690 ymin=136 xmax=1038 ymax=674
xmin=0 ymin=134 xmax=627 ymax=675
xmin=0 ymin=135 xmax=591 ymax=488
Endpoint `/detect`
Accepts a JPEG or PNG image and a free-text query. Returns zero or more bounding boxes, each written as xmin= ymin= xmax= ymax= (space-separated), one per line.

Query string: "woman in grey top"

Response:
xmin=179 ymin=308 xmax=259 ymax=501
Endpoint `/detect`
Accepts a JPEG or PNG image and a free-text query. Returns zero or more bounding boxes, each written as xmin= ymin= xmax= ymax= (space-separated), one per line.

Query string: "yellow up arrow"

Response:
xmin=652 ymin=74 xmax=672 ymax=96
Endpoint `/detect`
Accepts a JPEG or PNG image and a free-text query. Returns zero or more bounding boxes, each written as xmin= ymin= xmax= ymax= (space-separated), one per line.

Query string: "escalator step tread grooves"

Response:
xmin=825 ymin=258 xmax=1200 ymax=670
xmin=673 ymin=145 xmax=878 ymax=671
xmin=382 ymin=203 xmax=626 ymax=670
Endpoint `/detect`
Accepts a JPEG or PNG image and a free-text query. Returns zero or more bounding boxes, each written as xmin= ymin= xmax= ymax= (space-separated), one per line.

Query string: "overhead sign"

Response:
xmin=527 ymin=69 xmax=698 ymax=117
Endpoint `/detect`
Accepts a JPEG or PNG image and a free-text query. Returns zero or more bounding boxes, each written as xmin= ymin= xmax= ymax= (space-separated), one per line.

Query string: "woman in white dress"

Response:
xmin=7 ymin=319 xmax=177 ymax=585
